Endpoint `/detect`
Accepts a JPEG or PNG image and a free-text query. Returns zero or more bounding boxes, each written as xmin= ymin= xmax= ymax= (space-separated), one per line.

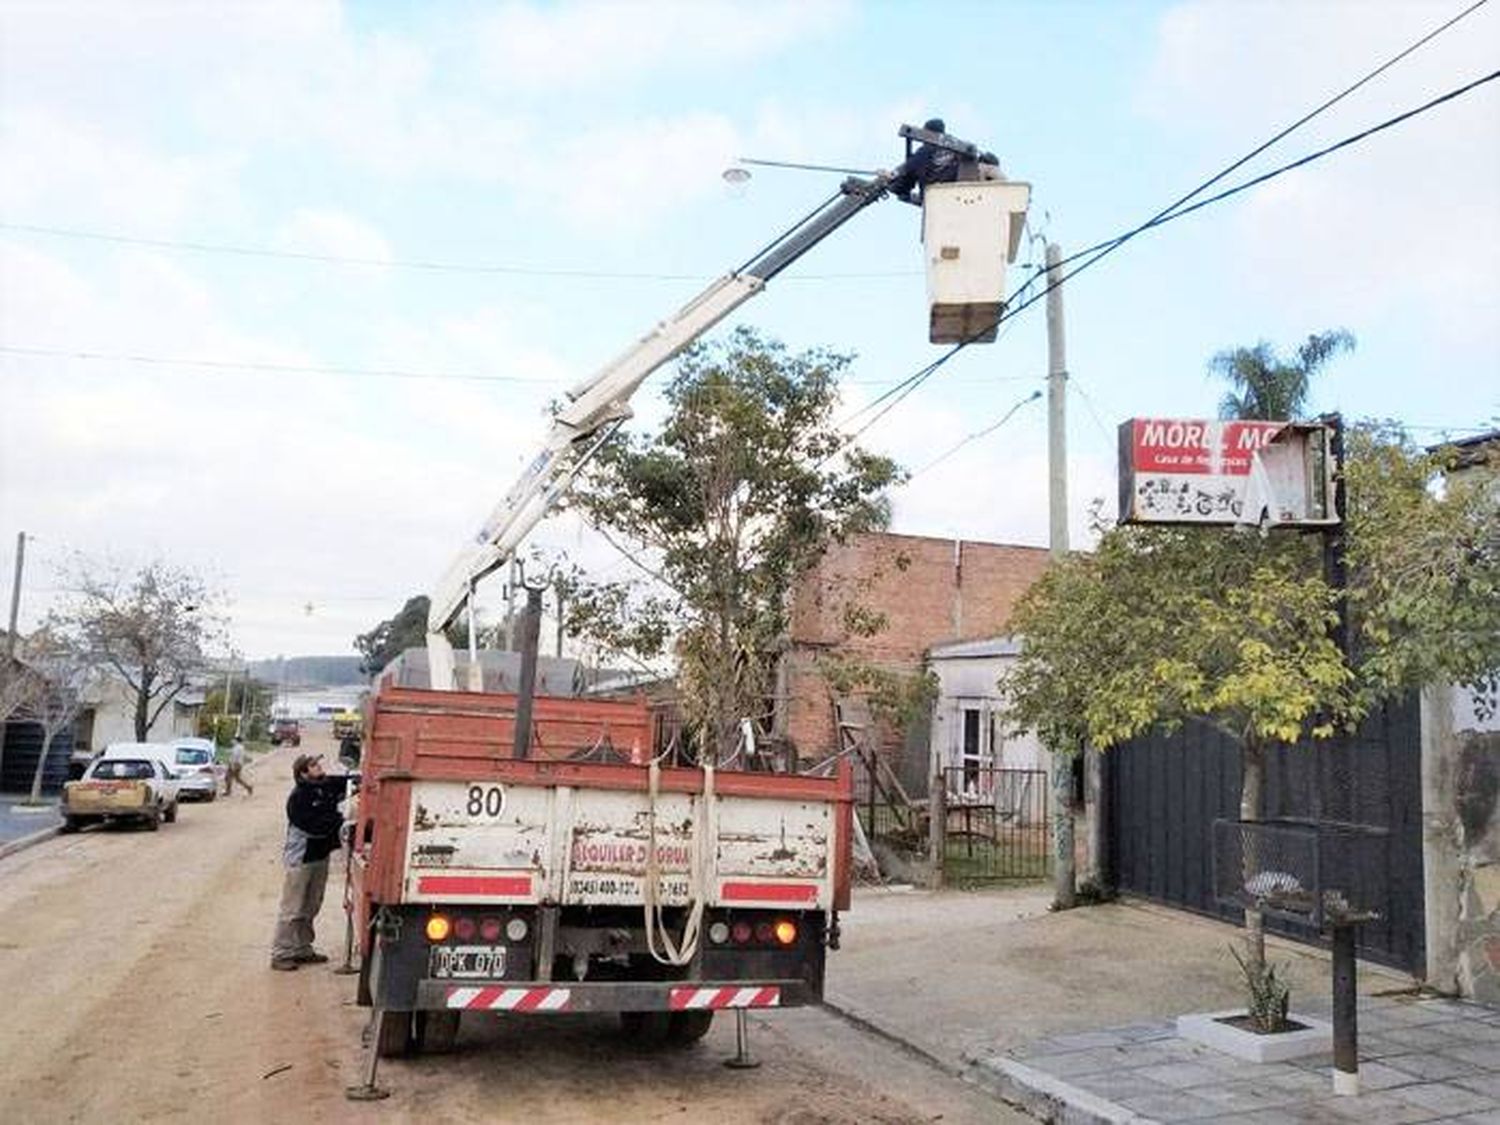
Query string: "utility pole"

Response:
xmin=6 ymin=531 xmax=25 ymax=660
xmin=1045 ymin=243 xmax=1077 ymax=911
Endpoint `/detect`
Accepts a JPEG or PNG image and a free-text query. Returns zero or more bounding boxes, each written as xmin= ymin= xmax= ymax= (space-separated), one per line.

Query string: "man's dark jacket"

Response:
xmin=283 ymin=776 xmax=351 ymax=866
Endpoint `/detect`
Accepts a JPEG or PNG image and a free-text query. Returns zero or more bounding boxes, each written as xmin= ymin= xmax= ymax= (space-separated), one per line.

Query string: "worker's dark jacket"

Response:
xmin=282 ymin=776 xmax=351 ymax=867
xmin=890 ymin=144 xmax=961 ymax=202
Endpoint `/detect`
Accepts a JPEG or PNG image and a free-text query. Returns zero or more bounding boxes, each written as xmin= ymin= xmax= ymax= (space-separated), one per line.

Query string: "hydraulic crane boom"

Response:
xmin=426 ymin=124 xmax=1002 ymax=690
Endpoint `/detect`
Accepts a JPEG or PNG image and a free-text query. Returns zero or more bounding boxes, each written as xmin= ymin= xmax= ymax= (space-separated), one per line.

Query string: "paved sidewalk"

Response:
xmin=970 ymin=995 xmax=1500 ymax=1123
xmin=0 ymin=795 xmax=61 ymax=848
xmin=828 ymin=887 xmax=1500 ymax=1125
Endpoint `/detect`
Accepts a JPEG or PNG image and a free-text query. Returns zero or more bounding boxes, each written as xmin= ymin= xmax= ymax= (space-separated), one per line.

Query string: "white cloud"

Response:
xmin=0 ymin=238 xmax=584 ymax=656
xmin=471 ymin=0 xmax=851 ymax=92
xmin=1137 ymin=1 xmax=1500 ymax=350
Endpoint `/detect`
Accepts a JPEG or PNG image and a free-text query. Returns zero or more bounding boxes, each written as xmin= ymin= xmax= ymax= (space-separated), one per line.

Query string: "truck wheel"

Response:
xmin=164 ymin=802 xmax=178 ymax=824
xmin=144 ymin=809 xmax=161 ymax=832
xmin=415 ymin=1011 xmax=461 ymax=1054
xmin=619 ymin=1011 xmax=672 ymax=1044
xmin=375 ymin=1011 xmax=414 ymax=1058
xmin=666 ymin=1010 xmax=714 ymax=1045
xmin=60 ymin=816 xmax=82 ymax=834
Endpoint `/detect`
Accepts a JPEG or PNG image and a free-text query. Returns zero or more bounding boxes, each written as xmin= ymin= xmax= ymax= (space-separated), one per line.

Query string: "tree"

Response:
xmin=49 ymin=559 xmax=226 ymax=742
xmin=354 ymin=595 xmax=473 ymax=675
xmin=1003 ymin=428 xmax=1500 ymax=954
xmin=15 ymin=626 xmax=94 ymax=805
xmin=563 ymin=327 xmax=903 ymax=761
xmin=1212 ymin=329 xmax=1354 ymax=422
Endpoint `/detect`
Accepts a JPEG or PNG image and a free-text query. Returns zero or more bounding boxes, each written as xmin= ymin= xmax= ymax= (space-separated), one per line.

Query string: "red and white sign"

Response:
xmin=1119 ymin=418 xmax=1282 ymax=525
xmin=445 ymin=986 xmax=573 ymax=1011
xmin=669 ymin=986 xmax=781 ymax=1010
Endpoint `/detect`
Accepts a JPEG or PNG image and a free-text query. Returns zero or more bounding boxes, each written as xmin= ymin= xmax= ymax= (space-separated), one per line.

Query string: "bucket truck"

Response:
xmin=345 ymin=123 xmax=1028 ymax=1081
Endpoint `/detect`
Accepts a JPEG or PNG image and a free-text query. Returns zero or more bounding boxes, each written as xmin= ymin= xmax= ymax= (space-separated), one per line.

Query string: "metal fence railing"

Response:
xmin=942 ymin=765 xmax=1050 ymax=882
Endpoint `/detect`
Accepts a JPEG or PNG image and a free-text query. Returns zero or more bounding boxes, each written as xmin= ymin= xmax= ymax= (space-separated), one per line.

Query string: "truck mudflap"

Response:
xmin=415 ymin=979 xmax=815 ymax=1013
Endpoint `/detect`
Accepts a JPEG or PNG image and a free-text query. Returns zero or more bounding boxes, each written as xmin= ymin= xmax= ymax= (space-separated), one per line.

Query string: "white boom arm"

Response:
xmin=425 ymin=273 xmax=765 ymax=689
xmin=420 ymin=136 xmax=1017 ymax=688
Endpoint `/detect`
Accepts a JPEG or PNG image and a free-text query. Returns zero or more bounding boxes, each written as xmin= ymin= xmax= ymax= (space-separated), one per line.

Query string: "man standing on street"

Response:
xmin=224 ymin=739 xmax=254 ymax=797
xmin=270 ymin=753 xmax=352 ymax=971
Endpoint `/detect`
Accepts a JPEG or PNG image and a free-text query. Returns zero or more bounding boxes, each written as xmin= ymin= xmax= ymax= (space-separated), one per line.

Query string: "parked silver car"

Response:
xmin=169 ymin=737 xmax=222 ymax=801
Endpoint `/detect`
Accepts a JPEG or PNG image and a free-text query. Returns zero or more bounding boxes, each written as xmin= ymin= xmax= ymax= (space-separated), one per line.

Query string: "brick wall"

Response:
xmin=783 ymin=531 xmax=1051 ymax=755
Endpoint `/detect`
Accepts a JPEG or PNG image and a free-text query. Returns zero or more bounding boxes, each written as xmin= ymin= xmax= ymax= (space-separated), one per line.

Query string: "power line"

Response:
xmin=831 ymin=66 xmax=1499 ymax=451
xmin=0 ymin=344 xmax=562 ymax=385
xmin=0 ymin=220 xmax=919 ymax=282
xmin=909 ymin=389 xmax=1042 ymax=478
xmin=1051 ymin=0 xmax=1491 ymax=274
xmin=0 ymin=341 xmax=1042 ymax=389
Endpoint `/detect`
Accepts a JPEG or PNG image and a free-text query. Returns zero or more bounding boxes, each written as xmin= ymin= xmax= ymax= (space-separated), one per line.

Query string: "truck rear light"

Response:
xmin=479 ymin=917 xmax=503 ymax=942
xmin=505 ymin=917 xmax=529 ymax=942
xmin=425 ymin=914 xmax=451 ymax=942
xmin=774 ymin=919 xmax=797 ymax=946
xmin=453 ymin=916 xmax=476 ymax=941
xmin=707 ymin=921 xmax=730 ymax=945
xmin=730 ymin=920 xmax=753 ymax=945
xmin=754 ymin=921 xmax=774 ymax=944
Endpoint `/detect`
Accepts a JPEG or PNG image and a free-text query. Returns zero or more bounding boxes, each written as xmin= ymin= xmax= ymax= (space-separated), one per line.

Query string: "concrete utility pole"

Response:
xmin=6 ymin=531 xmax=25 ymax=659
xmin=1045 ymin=243 xmax=1077 ymax=911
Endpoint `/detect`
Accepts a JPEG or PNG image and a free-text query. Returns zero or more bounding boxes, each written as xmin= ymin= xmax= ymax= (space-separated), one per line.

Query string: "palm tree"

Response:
xmin=1212 ymin=330 xmax=1355 ymax=421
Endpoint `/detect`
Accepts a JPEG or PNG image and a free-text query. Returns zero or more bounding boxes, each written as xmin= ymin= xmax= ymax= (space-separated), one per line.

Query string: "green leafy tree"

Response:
xmin=563 ymin=327 xmax=903 ymax=761
xmin=1003 ymin=428 xmax=1500 ymax=958
xmin=355 ymin=595 xmax=473 ymax=675
xmin=1212 ymin=329 xmax=1354 ymax=421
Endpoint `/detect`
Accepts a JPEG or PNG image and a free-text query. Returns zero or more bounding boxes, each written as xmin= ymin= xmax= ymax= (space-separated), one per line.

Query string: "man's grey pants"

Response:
xmin=271 ymin=859 xmax=330 ymax=961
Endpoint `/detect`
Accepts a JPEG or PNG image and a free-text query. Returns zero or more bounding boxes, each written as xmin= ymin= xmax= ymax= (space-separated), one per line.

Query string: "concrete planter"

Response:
xmin=1176 ymin=1010 xmax=1332 ymax=1063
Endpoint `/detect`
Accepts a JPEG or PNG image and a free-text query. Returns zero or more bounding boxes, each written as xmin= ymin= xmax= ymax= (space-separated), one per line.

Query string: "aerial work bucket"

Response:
xmin=922 ymin=180 xmax=1031 ymax=344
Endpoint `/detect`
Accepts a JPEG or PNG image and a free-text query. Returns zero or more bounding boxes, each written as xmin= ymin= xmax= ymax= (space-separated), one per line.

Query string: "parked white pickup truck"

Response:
xmin=61 ymin=752 xmax=180 ymax=832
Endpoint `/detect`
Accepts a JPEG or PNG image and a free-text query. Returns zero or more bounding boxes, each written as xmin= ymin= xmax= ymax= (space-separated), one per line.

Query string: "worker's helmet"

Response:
xmin=923 ymin=118 xmax=946 ymax=134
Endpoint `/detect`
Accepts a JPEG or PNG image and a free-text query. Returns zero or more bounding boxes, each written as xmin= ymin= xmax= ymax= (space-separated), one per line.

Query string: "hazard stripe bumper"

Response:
xmin=415 ymin=979 xmax=814 ymax=1013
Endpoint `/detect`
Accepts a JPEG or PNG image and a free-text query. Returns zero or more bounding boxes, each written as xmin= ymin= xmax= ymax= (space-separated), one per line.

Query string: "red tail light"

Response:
xmin=479 ymin=916 xmax=503 ymax=942
xmin=754 ymin=921 xmax=774 ymax=944
xmin=453 ymin=916 xmax=477 ymax=941
xmin=730 ymin=920 xmax=753 ymax=944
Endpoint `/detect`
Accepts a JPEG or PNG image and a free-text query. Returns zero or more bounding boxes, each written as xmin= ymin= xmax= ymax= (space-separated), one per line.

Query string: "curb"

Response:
xmin=820 ymin=993 xmax=1039 ymax=1120
xmin=963 ymin=1052 xmax=1144 ymax=1125
xmin=0 ymin=823 xmax=61 ymax=861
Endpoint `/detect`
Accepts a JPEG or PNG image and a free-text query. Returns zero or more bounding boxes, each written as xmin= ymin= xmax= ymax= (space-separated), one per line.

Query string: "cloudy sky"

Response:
xmin=1 ymin=0 xmax=1496 ymax=660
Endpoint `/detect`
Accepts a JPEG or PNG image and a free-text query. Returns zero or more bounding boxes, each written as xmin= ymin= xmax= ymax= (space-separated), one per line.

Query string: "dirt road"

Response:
xmin=0 ymin=734 xmax=1024 ymax=1124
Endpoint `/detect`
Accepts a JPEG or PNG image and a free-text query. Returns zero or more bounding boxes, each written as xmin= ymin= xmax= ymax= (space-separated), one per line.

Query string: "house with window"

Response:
xmin=927 ymin=636 xmax=1046 ymax=823
xmin=783 ymin=530 xmax=1051 ymax=792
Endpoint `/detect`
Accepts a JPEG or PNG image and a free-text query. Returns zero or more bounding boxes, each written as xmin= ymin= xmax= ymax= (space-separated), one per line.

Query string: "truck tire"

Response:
xmin=666 ymin=1010 xmax=714 ymax=1045
xmin=144 ymin=809 xmax=161 ymax=832
xmin=375 ymin=1011 xmax=414 ymax=1058
xmin=414 ymin=1010 xmax=460 ymax=1055
xmin=164 ymin=802 xmax=178 ymax=824
xmin=60 ymin=816 xmax=83 ymax=834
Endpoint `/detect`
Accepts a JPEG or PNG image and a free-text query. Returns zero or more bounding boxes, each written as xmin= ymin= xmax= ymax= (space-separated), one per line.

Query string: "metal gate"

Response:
xmin=1102 ymin=697 xmax=1425 ymax=972
xmin=943 ymin=766 xmax=1050 ymax=882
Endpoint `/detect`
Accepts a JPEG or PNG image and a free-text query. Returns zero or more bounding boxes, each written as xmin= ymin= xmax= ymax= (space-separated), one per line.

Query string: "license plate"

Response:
xmin=431 ymin=945 xmax=507 ymax=979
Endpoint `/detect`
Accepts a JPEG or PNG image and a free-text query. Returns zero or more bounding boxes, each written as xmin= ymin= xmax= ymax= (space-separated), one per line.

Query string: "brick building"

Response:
xmin=779 ymin=531 xmax=1051 ymax=764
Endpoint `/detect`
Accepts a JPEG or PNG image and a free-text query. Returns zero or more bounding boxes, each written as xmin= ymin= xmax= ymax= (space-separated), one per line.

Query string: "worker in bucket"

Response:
xmin=891 ymin=117 xmax=1003 ymax=204
xmin=270 ymin=753 xmax=353 ymax=971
